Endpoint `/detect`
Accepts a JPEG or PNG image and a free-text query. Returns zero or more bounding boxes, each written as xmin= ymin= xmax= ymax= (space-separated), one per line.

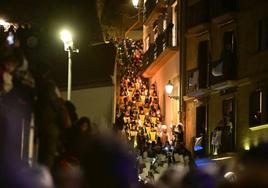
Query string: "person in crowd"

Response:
xmin=64 ymin=100 xmax=78 ymax=127
xmin=54 ymin=155 xmax=82 ymax=188
xmin=115 ymin=110 xmax=125 ymax=134
xmin=62 ymin=100 xmax=79 ymax=155
xmin=231 ymin=142 xmax=268 ymax=188
xmin=173 ymin=123 xmax=184 ymax=144
xmin=76 ymin=116 xmax=92 ymax=135
xmin=0 ymin=161 xmax=55 ymax=188
xmin=35 ymin=66 xmax=66 ymax=170
xmin=0 ymin=47 xmax=32 ymax=162
xmin=79 ymin=133 xmax=139 ymax=188
xmin=71 ymin=116 xmax=92 ymax=159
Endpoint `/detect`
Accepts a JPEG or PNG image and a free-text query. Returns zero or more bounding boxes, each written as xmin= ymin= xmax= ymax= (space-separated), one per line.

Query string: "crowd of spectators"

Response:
xmin=1 ymin=24 xmax=268 ymax=188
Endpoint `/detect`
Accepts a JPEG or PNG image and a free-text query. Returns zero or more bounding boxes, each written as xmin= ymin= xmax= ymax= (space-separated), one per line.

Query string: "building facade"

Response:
xmin=141 ymin=0 xmax=181 ymax=127
xmin=184 ymin=0 xmax=268 ymax=157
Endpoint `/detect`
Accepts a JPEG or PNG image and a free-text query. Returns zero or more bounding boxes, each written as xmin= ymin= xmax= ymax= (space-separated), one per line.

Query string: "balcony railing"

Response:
xmin=143 ymin=0 xmax=156 ymax=21
xmin=143 ymin=0 xmax=169 ymax=22
xmin=142 ymin=43 xmax=157 ymax=70
xmin=209 ymin=54 xmax=237 ymax=85
xmin=142 ymin=24 xmax=173 ymax=71
xmin=210 ymin=0 xmax=238 ymax=19
xmin=187 ymin=0 xmax=210 ymax=28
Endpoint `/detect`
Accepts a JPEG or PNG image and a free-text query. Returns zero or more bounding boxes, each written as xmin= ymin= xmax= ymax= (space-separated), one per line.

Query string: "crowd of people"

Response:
xmin=115 ymin=38 xmax=192 ymax=182
xmin=1 ymin=23 xmax=268 ymax=188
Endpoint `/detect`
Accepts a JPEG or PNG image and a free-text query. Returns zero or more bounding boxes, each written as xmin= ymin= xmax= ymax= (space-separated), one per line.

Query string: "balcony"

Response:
xmin=209 ymin=56 xmax=237 ymax=89
xmin=210 ymin=0 xmax=238 ymax=19
xmin=141 ymin=24 xmax=178 ymax=77
xmin=143 ymin=0 xmax=168 ymax=26
xmin=187 ymin=0 xmax=210 ymax=29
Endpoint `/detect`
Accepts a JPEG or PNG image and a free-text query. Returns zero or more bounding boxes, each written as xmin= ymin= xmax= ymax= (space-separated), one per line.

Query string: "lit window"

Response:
xmin=249 ymin=90 xmax=263 ymax=126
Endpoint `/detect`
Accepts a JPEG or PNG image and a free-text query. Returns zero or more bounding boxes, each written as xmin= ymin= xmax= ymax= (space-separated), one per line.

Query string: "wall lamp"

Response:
xmin=165 ymin=80 xmax=180 ymax=100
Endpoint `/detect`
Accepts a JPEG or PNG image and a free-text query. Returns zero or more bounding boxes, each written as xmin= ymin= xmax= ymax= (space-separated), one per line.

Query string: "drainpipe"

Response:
xmin=179 ymin=0 xmax=186 ymax=124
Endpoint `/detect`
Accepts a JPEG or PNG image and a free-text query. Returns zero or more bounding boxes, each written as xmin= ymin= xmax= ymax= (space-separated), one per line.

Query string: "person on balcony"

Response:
xmin=211 ymin=120 xmax=224 ymax=155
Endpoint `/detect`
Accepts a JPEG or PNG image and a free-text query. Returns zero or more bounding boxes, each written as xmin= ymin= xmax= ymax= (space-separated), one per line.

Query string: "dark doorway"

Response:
xmin=195 ymin=105 xmax=208 ymax=153
xmin=222 ymin=98 xmax=235 ymax=152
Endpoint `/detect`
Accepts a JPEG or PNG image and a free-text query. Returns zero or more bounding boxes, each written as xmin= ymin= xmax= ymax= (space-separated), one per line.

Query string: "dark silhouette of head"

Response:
xmin=79 ymin=134 xmax=138 ymax=188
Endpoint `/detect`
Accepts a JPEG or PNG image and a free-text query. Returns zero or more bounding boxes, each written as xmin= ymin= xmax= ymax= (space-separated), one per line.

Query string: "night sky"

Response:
xmin=0 ymin=0 xmax=135 ymax=88
xmin=1 ymin=0 xmax=103 ymax=44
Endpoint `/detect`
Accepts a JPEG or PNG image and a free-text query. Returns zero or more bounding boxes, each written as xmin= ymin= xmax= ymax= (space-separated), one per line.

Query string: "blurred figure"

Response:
xmin=76 ymin=116 xmax=92 ymax=134
xmin=62 ymin=100 xmax=78 ymax=155
xmin=231 ymin=142 xmax=268 ymax=188
xmin=180 ymin=169 xmax=217 ymax=188
xmin=35 ymin=72 xmax=65 ymax=170
xmin=71 ymin=116 xmax=92 ymax=159
xmin=26 ymin=164 xmax=55 ymax=188
xmin=54 ymin=156 xmax=82 ymax=188
xmin=155 ymin=166 xmax=185 ymax=188
xmin=0 ymin=162 xmax=54 ymax=188
xmin=64 ymin=100 xmax=78 ymax=127
xmin=79 ymin=133 xmax=139 ymax=188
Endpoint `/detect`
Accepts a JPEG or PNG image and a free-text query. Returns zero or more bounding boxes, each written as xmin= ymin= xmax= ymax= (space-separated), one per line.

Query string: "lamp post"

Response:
xmin=60 ymin=29 xmax=79 ymax=101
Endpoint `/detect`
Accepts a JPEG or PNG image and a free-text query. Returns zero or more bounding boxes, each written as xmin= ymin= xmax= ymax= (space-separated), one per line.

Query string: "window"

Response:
xmin=249 ymin=90 xmax=264 ymax=126
xmin=197 ymin=40 xmax=209 ymax=88
xmin=223 ymin=31 xmax=235 ymax=53
xmin=195 ymin=105 xmax=208 ymax=153
xmin=221 ymin=31 xmax=236 ymax=79
xmin=196 ymin=105 xmax=207 ymax=137
xmin=258 ymin=18 xmax=268 ymax=51
xmin=222 ymin=98 xmax=235 ymax=152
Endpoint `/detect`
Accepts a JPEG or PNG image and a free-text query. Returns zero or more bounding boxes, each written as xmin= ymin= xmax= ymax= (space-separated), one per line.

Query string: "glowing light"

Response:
xmin=132 ymin=0 xmax=139 ymax=8
xmin=194 ymin=145 xmax=204 ymax=151
xmin=161 ymin=125 xmax=167 ymax=129
xmin=6 ymin=32 xmax=14 ymax=45
xmin=165 ymin=80 xmax=174 ymax=95
xmin=0 ymin=19 xmax=10 ymax=27
xmin=60 ymin=29 xmax=73 ymax=44
xmin=244 ymin=142 xmax=250 ymax=150
xmin=224 ymin=172 xmax=236 ymax=182
xmin=212 ymin=156 xmax=232 ymax=161
xmin=249 ymin=123 xmax=268 ymax=131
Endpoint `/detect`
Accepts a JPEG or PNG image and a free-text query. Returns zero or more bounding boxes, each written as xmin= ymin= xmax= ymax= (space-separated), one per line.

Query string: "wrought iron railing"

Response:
xmin=143 ymin=0 xmax=169 ymax=22
xmin=141 ymin=24 xmax=173 ymax=72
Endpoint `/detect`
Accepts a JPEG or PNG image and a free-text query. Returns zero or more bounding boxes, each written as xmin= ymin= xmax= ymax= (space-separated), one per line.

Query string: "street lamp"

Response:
xmin=125 ymin=0 xmax=143 ymax=37
xmin=165 ymin=80 xmax=180 ymax=100
xmin=60 ymin=29 xmax=79 ymax=101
